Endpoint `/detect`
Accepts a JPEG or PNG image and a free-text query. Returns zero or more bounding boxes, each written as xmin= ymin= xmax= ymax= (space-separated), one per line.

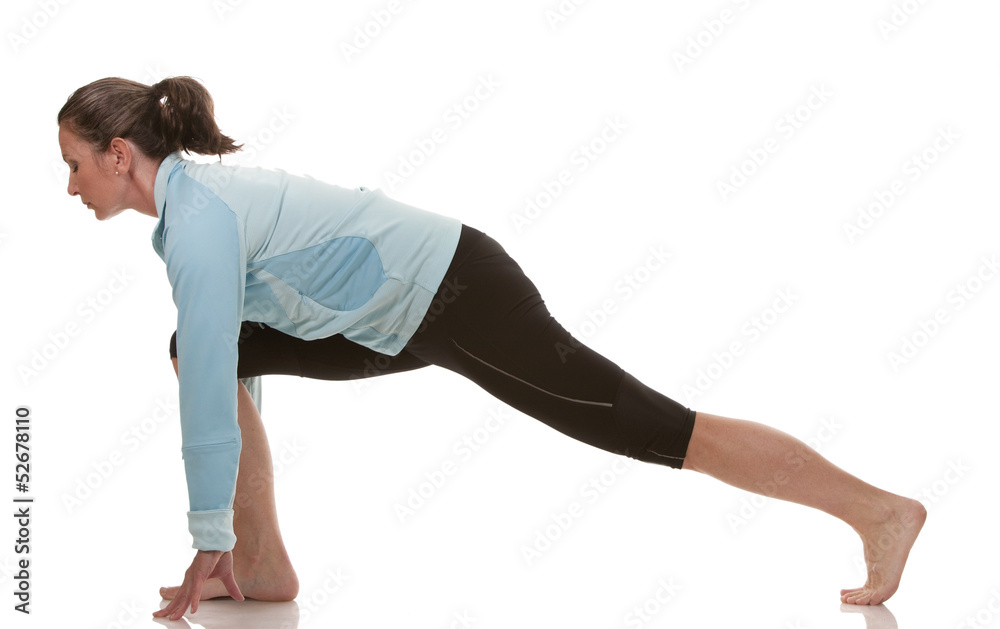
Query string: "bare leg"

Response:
xmin=682 ymin=411 xmax=925 ymax=605
xmin=161 ymin=358 xmax=299 ymax=602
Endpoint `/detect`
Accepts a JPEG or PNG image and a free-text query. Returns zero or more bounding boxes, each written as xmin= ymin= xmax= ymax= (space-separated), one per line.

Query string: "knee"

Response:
xmin=614 ymin=373 xmax=696 ymax=470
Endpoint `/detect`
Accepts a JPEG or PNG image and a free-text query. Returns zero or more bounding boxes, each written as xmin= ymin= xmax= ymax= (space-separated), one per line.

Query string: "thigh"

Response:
xmin=170 ymin=322 xmax=430 ymax=381
xmin=404 ymin=232 xmax=644 ymax=454
xmin=406 ymin=227 xmax=621 ymax=391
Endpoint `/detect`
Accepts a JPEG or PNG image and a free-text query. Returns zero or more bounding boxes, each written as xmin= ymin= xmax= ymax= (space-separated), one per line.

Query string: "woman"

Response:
xmin=57 ymin=76 xmax=924 ymax=621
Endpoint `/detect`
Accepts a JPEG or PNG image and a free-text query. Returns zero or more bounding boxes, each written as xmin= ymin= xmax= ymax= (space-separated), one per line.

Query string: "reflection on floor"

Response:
xmin=147 ymin=599 xmax=900 ymax=629
xmin=840 ymin=604 xmax=898 ymax=629
xmin=151 ymin=600 xmax=299 ymax=628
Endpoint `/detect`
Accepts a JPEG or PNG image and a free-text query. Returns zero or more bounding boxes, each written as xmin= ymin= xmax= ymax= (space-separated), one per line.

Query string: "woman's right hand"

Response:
xmin=152 ymin=549 xmax=244 ymax=621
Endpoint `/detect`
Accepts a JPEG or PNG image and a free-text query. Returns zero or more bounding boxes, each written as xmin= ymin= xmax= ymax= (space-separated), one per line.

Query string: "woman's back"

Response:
xmin=152 ymin=151 xmax=462 ymax=351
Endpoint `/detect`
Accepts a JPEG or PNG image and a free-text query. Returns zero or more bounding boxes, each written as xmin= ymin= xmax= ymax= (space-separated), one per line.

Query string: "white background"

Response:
xmin=2 ymin=0 xmax=998 ymax=627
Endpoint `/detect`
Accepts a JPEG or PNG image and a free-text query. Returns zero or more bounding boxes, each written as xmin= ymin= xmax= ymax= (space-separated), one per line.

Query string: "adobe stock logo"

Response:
xmin=18 ymin=268 xmax=135 ymax=385
xmin=511 ymin=116 xmax=627 ymax=233
xmin=382 ymin=74 xmax=501 ymax=192
xmin=682 ymin=287 xmax=798 ymax=404
xmin=716 ymin=85 xmax=832 ymax=201
xmin=842 ymin=126 xmax=959 ymax=245
xmin=886 ymin=254 xmax=997 ymax=372
xmin=340 ymin=0 xmax=413 ymax=62
xmin=671 ymin=0 xmax=758 ymax=72
xmin=7 ymin=0 xmax=72 ymax=55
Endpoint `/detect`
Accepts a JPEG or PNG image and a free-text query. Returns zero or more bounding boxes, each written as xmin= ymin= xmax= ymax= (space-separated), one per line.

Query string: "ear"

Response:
xmin=107 ymin=137 xmax=133 ymax=174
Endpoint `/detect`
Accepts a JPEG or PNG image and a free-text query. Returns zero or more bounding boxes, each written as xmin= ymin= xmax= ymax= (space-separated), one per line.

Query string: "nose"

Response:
xmin=67 ymin=175 xmax=78 ymax=197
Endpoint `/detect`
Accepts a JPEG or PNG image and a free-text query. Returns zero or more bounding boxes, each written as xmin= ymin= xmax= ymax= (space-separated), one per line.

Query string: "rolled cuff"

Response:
xmin=188 ymin=509 xmax=237 ymax=551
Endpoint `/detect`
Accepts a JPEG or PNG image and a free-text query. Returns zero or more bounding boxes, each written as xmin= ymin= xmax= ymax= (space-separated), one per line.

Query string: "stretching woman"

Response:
xmin=56 ymin=76 xmax=925 ymax=621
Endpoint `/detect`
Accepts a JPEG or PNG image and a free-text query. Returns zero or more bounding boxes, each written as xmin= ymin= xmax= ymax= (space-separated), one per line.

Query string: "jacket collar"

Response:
xmin=150 ymin=151 xmax=185 ymax=260
xmin=153 ymin=151 xmax=185 ymax=219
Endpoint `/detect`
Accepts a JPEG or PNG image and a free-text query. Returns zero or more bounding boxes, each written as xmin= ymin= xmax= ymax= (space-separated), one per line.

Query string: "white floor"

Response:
xmin=4 ymin=0 xmax=999 ymax=626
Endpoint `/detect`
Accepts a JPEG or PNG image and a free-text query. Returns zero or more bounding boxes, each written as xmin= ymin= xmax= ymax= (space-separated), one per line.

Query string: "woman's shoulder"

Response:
xmin=165 ymin=157 xmax=284 ymax=215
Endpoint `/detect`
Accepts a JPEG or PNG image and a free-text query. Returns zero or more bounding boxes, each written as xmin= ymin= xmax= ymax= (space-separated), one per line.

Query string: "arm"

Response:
xmin=152 ymin=185 xmax=248 ymax=619
xmin=165 ymin=192 xmax=247 ymax=552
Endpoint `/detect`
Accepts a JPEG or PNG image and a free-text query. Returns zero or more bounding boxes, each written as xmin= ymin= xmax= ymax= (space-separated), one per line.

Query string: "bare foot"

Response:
xmin=841 ymin=497 xmax=926 ymax=605
xmin=160 ymin=552 xmax=299 ymax=603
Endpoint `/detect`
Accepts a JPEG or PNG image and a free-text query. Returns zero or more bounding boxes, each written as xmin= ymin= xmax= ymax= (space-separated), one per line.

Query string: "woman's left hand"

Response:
xmin=152 ymin=549 xmax=244 ymax=620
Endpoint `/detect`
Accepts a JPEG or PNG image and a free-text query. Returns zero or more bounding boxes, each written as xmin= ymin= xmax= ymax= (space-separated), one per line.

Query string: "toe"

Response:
xmin=842 ymin=590 xmax=862 ymax=604
xmin=160 ymin=579 xmax=231 ymax=602
xmin=159 ymin=585 xmax=180 ymax=600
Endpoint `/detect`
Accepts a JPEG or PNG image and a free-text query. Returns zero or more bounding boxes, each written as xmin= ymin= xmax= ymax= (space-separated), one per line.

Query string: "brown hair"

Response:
xmin=57 ymin=76 xmax=242 ymax=161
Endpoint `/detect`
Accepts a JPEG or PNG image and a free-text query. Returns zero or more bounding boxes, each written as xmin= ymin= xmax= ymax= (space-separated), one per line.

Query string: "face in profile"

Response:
xmin=58 ymin=125 xmax=128 ymax=221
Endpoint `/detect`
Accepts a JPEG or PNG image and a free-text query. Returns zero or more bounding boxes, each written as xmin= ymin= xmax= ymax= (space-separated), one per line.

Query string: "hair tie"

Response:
xmin=151 ymin=81 xmax=167 ymax=102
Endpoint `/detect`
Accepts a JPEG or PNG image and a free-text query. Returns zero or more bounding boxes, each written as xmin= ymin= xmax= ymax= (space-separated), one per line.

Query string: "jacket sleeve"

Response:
xmin=162 ymin=186 xmax=246 ymax=552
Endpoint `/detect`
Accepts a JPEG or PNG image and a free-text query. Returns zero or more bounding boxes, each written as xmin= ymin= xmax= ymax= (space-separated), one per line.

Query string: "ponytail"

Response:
xmin=57 ymin=76 xmax=242 ymax=161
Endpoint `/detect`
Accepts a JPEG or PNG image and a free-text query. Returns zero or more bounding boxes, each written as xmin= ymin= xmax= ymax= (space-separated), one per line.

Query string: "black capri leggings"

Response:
xmin=170 ymin=224 xmax=697 ymax=468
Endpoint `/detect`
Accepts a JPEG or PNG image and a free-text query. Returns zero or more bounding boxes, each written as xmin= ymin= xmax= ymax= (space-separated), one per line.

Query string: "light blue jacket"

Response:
xmin=151 ymin=151 xmax=461 ymax=550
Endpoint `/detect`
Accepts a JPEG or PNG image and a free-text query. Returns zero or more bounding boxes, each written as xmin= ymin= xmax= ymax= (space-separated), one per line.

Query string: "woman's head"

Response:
xmin=57 ymin=76 xmax=241 ymax=219
xmin=57 ymin=76 xmax=241 ymax=161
